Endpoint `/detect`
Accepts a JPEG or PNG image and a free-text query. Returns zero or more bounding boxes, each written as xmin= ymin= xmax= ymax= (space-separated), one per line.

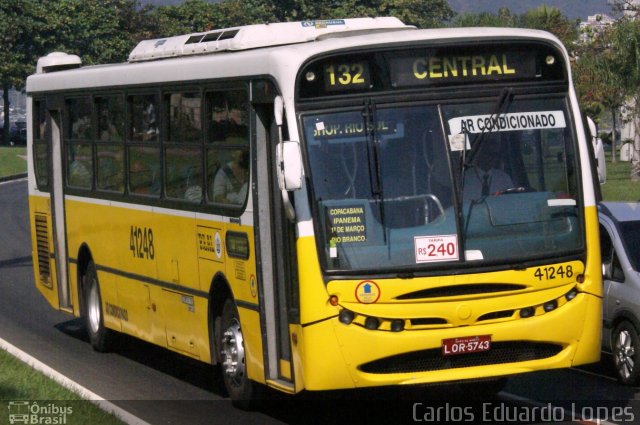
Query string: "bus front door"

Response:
xmin=253 ymin=97 xmax=298 ymax=391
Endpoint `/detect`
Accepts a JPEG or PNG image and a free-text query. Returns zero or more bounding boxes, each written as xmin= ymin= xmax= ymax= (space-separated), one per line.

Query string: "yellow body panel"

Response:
xmin=29 ymin=194 xmax=264 ymax=376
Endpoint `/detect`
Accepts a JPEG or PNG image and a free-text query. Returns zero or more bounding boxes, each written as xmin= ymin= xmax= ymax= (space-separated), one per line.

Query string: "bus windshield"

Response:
xmin=302 ymin=95 xmax=583 ymax=273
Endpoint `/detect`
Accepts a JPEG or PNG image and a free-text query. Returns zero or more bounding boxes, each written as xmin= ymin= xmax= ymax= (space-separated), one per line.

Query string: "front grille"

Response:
xmin=396 ymin=284 xmax=526 ymax=300
xmin=35 ymin=214 xmax=51 ymax=288
xmin=358 ymin=342 xmax=562 ymax=374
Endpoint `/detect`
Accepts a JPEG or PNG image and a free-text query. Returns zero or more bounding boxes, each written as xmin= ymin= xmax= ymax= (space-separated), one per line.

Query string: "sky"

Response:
xmin=143 ymin=0 xmax=615 ymax=21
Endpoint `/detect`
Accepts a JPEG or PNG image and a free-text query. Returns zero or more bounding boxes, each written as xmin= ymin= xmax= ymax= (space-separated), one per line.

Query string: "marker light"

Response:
xmin=545 ymin=55 xmax=555 ymax=65
xmin=543 ymin=300 xmax=558 ymax=312
xmin=364 ymin=317 xmax=380 ymax=330
xmin=339 ymin=309 xmax=355 ymax=325
xmin=390 ymin=319 xmax=405 ymax=332
xmin=576 ymin=274 xmax=585 ymax=284
xmin=329 ymin=295 xmax=339 ymax=306
xmin=305 ymin=71 xmax=316 ymax=82
xmin=565 ymin=288 xmax=578 ymax=301
xmin=520 ymin=307 xmax=535 ymax=318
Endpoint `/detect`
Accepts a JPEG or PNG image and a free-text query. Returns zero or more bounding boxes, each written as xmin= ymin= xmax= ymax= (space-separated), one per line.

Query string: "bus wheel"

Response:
xmin=219 ymin=298 xmax=259 ymax=409
xmin=84 ymin=261 xmax=113 ymax=352
xmin=613 ymin=321 xmax=640 ymax=385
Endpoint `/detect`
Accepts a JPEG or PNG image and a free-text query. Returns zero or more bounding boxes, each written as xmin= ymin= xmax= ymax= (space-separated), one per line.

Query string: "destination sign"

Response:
xmin=390 ymin=50 xmax=536 ymax=87
xmin=297 ymin=43 xmax=565 ymax=99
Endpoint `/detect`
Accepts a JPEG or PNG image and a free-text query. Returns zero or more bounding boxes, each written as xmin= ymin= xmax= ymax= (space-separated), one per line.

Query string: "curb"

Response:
xmin=0 ymin=173 xmax=27 ymax=183
xmin=0 ymin=337 xmax=151 ymax=425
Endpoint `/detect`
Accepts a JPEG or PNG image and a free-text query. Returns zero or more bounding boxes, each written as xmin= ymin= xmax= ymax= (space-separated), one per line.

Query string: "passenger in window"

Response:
xmin=213 ymin=150 xmax=249 ymax=204
xmin=99 ymin=113 xmax=122 ymax=141
xmin=143 ymin=103 xmax=158 ymax=141
xmin=463 ymin=141 xmax=514 ymax=200
xmin=69 ymin=156 xmax=91 ymax=188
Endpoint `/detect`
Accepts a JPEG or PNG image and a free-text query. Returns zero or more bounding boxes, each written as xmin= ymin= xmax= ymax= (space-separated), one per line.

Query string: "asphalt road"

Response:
xmin=1 ymin=177 xmax=639 ymax=425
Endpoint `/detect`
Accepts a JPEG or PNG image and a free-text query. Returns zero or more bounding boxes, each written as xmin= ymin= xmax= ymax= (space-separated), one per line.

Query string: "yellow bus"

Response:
xmin=27 ymin=18 xmax=602 ymax=406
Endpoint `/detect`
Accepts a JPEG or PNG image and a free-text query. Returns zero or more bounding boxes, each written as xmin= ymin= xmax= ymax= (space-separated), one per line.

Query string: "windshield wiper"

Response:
xmin=458 ymin=87 xmax=513 ymax=202
xmin=362 ymin=99 xmax=387 ymax=242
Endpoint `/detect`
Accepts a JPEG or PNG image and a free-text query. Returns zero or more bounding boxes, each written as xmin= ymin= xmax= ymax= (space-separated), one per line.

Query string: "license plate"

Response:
xmin=442 ymin=335 xmax=491 ymax=356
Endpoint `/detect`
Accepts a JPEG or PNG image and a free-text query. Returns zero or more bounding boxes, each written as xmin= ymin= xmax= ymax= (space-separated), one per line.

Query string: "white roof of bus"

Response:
xmin=27 ymin=24 xmax=566 ymax=94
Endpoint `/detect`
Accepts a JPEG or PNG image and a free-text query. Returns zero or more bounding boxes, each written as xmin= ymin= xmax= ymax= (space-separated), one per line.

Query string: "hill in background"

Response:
xmin=448 ymin=0 xmax=614 ymax=20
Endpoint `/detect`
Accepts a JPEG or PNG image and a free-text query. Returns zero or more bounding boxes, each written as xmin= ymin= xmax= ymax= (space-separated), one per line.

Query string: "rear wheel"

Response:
xmin=218 ymin=298 xmax=260 ymax=409
xmin=613 ymin=321 xmax=640 ymax=385
xmin=84 ymin=261 xmax=114 ymax=352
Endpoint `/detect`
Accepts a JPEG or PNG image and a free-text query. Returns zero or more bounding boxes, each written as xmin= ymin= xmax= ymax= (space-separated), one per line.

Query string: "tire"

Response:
xmin=612 ymin=321 xmax=640 ymax=385
xmin=218 ymin=298 xmax=260 ymax=409
xmin=83 ymin=261 xmax=114 ymax=352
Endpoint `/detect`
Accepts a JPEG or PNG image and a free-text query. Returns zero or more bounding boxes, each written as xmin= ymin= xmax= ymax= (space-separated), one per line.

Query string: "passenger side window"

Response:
xmin=33 ymin=100 xmax=49 ymax=189
xmin=206 ymin=90 xmax=249 ymax=207
xmin=96 ymin=95 xmax=125 ymax=193
xmin=66 ymin=97 xmax=94 ymax=189
xmin=164 ymin=92 xmax=203 ymax=203
xmin=128 ymin=94 xmax=160 ymax=197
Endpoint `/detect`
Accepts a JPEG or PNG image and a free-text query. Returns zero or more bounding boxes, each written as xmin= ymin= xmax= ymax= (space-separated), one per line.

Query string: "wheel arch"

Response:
xmin=208 ymin=271 xmax=233 ymax=365
xmin=75 ymin=243 xmax=93 ymax=317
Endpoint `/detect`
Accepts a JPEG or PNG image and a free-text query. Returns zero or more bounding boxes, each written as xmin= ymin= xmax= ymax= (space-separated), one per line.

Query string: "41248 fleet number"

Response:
xmin=129 ymin=225 xmax=155 ymax=260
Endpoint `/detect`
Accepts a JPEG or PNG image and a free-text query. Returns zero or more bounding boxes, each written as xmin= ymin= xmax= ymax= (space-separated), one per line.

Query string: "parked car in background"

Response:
xmin=599 ymin=202 xmax=640 ymax=384
xmin=0 ymin=121 xmax=26 ymax=146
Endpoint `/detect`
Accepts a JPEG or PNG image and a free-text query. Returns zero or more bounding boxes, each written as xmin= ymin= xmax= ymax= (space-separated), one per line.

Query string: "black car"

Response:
xmin=1 ymin=121 xmax=26 ymax=146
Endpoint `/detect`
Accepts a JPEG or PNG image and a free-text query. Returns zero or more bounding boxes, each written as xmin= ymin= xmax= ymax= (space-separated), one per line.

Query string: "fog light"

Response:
xmin=364 ymin=317 xmax=380 ymax=330
xmin=339 ymin=309 xmax=355 ymax=325
xmin=390 ymin=319 xmax=405 ymax=332
xmin=520 ymin=307 xmax=535 ymax=318
xmin=543 ymin=300 xmax=558 ymax=312
xmin=565 ymin=288 xmax=578 ymax=301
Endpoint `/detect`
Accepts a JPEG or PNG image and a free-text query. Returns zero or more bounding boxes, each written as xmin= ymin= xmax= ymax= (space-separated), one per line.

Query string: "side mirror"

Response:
xmin=277 ymin=141 xmax=303 ymax=191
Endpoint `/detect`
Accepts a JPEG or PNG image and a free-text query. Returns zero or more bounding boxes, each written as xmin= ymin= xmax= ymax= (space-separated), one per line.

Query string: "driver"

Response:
xmin=463 ymin=141 xmax=514 ymax=200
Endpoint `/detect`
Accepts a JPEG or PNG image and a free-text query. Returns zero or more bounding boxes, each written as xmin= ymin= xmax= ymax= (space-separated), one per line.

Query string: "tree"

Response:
xmin=43 ymin=0 xmax=157 ymax=65
xmin=450 ymin=6 xmax=578 ymax=49
xmin=608 ymin=18 xmax=640 ymax=180
xmin=451 ymin=7 xmax=517 ymax=28
xmin=573 ymin=26 xmax=625 ymax=162
xmin=518 ymin=6 xmax=578 ymax=49
xmin=269 ymin=0 xmax=455 ymax=27
xmin=0 ymin=0 xmax=49 ymax=143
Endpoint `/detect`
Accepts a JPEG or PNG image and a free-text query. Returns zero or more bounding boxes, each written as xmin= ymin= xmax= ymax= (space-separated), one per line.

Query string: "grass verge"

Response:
xmin=601 ymin=156 xmax=640 ymax=202
xmin=0 ymin=349 xmax=124 ymax=424
xmin=0 ymin=146 xmax=27 ymax=177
